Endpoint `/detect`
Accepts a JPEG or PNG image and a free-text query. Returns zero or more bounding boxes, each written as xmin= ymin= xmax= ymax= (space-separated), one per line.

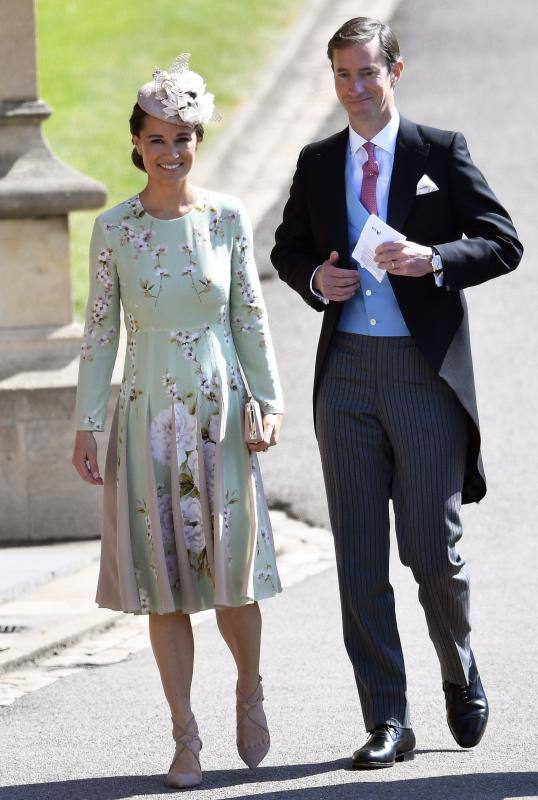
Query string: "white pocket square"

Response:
xmin=416 ymin=174 xmax=439 ymax=195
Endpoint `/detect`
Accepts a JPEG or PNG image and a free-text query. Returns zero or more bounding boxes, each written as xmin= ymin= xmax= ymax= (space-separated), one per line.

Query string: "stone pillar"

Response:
xmin=0 ymin=0 xmax=113 ymax=542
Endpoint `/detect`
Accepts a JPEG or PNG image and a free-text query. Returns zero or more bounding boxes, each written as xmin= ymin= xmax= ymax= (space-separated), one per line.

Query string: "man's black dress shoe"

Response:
xmin=443 ymin=654 xmax=489 ymax=748
xmin=351 ymin=724 xmax=416 ymax=769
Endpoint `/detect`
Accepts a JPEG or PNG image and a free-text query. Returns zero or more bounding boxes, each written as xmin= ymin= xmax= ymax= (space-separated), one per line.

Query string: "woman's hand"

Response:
xmin=72 ymin=431 xmax=103 ymax=485
xmin=247 ymin=413 xmax=284 ymax=453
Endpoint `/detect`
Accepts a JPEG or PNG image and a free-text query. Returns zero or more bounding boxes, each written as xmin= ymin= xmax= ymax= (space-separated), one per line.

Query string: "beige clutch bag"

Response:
xmin=244 ymin=397 xmax=264 ymax=443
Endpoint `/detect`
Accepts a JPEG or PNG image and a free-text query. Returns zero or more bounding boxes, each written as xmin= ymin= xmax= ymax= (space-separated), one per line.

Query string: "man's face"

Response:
xmin=332 ymin=38 xmax=403 ymax=131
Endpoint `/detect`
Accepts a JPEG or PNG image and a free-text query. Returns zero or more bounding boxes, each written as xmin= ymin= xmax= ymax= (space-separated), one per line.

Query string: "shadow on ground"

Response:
xmin=2 ymin=765 xmax=536 ymax=799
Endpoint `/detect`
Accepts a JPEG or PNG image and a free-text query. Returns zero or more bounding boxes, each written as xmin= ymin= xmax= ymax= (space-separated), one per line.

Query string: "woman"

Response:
xmin=72 ymin=55 xmax=284 ymax=789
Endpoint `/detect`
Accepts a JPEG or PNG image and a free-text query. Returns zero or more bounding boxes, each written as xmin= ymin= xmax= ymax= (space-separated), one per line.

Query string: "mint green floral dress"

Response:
xmin=75 ymin=191 xmax=283 ymax=614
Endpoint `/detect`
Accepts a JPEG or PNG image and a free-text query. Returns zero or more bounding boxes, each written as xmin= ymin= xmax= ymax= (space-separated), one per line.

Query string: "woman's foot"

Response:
xmin=166 ymin=715 xmax=202 ymax=789
xmin=236 ymin=676 xmax=270 ymax=768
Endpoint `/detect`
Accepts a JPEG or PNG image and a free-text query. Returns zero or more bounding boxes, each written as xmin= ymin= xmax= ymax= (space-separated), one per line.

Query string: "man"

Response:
xmin=271 ymin=17 xmax=522 ymax=768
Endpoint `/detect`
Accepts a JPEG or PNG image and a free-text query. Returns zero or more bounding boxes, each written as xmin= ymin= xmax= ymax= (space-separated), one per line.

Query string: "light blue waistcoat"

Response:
xmin=336 ymin=151 xmax=411 ymax=337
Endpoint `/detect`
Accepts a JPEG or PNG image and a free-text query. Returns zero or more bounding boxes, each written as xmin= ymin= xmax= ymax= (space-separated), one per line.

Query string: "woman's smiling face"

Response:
xmin=132 ymin=115 xmax=198 ymax=183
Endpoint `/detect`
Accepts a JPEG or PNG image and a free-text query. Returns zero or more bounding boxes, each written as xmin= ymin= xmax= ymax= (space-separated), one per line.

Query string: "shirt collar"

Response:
xmin=348 ymin=110 xmax=400 ymax=156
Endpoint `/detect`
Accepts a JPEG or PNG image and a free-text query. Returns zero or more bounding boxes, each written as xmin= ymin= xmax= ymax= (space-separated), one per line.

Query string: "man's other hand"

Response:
xmin=314 ymin=251 xmax=360 ymax=301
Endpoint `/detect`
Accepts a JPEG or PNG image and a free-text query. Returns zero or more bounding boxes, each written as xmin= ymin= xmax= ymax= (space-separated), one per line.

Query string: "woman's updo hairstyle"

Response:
xmin=129 ymin=103 xmax=205 ymax=172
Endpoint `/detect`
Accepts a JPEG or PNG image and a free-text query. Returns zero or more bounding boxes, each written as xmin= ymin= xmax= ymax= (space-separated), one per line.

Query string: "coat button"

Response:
xmin=370 ymin=319 xmax=377 ymax=326
xmin=365 ymin=289 xmax=372 ymax=296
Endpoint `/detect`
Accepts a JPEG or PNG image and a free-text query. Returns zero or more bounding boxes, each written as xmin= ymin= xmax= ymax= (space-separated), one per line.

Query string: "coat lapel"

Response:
xmin=387 ymin=116 xmax=430 ymax=232
xmin=314 ymin=128 xmax=350 ymax=266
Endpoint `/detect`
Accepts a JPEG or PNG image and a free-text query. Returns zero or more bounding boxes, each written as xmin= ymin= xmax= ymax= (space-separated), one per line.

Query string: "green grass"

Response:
xmin=37 ymin=0 xmax=305 ymax=319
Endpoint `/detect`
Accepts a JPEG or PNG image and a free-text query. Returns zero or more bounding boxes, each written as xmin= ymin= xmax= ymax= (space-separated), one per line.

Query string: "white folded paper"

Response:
xmin=352 ymin=214 xmax=406 ymax=282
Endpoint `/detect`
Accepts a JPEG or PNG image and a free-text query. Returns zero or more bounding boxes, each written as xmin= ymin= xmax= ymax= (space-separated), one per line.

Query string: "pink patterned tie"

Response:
xmin=360 ymin=141 xmax=379 ymax=215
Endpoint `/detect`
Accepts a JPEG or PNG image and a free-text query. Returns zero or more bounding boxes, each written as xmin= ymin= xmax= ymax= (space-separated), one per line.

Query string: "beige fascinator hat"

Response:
xmin=137 ymin=54 xmax=219 ymax=126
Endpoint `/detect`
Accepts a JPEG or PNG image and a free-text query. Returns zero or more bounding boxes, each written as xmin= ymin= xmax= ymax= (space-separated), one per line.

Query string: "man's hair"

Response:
xmin=327 ymin=17 xmax=401 ymax=71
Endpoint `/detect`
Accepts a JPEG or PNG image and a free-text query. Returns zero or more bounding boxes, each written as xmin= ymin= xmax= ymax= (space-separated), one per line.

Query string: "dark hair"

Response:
xmin=327 ymin=17 xmax=401 ymax=71
xmin=129 ymin=102 xmax=204 ymax=172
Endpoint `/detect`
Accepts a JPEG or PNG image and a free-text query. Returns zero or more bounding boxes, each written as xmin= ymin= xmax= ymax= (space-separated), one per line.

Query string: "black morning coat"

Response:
xmin=270 ymin=116 xmax=523 ymax=504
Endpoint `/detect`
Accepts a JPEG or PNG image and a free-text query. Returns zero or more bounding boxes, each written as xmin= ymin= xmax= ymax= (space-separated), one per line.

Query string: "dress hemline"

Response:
xmin=96 ymin=585 xmax=282 ymax=616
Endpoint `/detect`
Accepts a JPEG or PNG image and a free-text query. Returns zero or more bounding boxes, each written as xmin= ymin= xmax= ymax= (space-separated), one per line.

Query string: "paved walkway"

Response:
xmin=0 ymin=511 xmax=333 ymax=697
xmin=1 ymin=563 xmax=536 ymax=799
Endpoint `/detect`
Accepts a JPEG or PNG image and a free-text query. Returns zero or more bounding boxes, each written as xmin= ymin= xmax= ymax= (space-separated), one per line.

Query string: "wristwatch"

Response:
xmin=431 ymin=247 xmax=443 ymax=274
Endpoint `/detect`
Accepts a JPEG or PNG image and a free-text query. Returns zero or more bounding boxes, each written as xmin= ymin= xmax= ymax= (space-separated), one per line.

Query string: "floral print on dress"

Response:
xmin=170 ymin=326 xmax=207 ymax=354
xmin=96 ymin=327 xmax=117 ymax=347
xmin=170 ymin=326 xmax=221 ymax=405
xmin=179 ymin=433 xmax=210 ymax=577
xmin=157 ymin=484 xmax=181 ymax=591
xmin=255 ymin=564 xmax=275 ymax=585
xmin=192 ymin=226 xmax=208 ymax=245
xmin=220 ymin=306 xmax=231 ymax=344
xmin=231 ymin=227 xmax=268 ymax=349
xmin=228 ymin=363 xmax=240 ymax=391
xmin=149 ymin=390 xmax=211 ymax=578
xmin=80 ymin=342 xmax=93 ymax=362
xmin=134 ymin=569 xmax=151 ymax=613
xmin=162 ymin=370 xmax=180 ymax=401
xmin=150 ymin=401 xmax=197 ymax=466
xmin=209 ymin=207 xmax=237 ymax=237
xmin=105 ymin=218 xmax=155 ymax=256
xmin=223 ymin=490 xmax=239 ymax=565
xmin=157 ymin=488 xmax=175 ymax=545
xmin=125 ymin=196 xmax=146 ymax=219
xmin=181 ymin=495 xmax=205 ymax=553
xmin=90 ymin=270 xmax=113 ymax=326
xmin=179 ymin=243 xmax=213 ymax=301
xmin=75 ymin=191 xmax=283 ymax=613
xmin=137 ymin=245 xmax=171 ymax=306
xmin=79 ymin=242 xmax=119 ymax=367
xmin=136 ymin=498 xmax=159 ymax=586
xmin=202 ymin=439 xmax=216 ymax=506
xmin=184 ymin=199 xmax=237 ymax=239
xmin=83 ymin=412 xmax=100 ymax=429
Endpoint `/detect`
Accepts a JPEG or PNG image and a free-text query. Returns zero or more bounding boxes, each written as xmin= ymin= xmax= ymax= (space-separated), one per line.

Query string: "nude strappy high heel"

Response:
xmin=166 ymin=715 xmax=202 ymax=789
xmin=236 ymin=676 xmax=270 ymax=768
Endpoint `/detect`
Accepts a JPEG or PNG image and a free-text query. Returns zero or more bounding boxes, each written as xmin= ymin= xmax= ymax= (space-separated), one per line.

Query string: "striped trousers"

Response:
xmin=316 ymin=333 xmax=471 ymax=730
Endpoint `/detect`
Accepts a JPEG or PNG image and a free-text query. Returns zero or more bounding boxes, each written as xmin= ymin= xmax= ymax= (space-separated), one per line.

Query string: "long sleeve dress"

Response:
xmin=75 ymin=191 xmax=284 ymax=614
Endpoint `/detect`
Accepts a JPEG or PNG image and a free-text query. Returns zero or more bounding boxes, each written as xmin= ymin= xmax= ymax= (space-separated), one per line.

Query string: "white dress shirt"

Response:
xmin=348 ymin=110 xmax=400 ymax=221
xmin=310 ymin=110 xmax=442 ymax=300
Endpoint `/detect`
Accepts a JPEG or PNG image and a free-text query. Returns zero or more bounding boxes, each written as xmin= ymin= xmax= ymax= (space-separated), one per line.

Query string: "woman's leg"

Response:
xmin=149 ymin=611 xmax=201 ymax=775
xmin=215 ymin=602 xmax=262 ymax=695
xmin=216 ymin=602 xmax=270 ymax=762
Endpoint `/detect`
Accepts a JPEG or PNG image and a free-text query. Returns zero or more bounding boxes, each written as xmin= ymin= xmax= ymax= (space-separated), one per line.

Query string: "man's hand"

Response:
xmin=314 ymin=250 xmax=360 ymax=301
xmin=374 ymin=241 xmax=433 ymax=277
xmin=72 ymin=430 xmax=103 ymax=485
xmin=247 ymin=414 xmax=284 ymax=453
